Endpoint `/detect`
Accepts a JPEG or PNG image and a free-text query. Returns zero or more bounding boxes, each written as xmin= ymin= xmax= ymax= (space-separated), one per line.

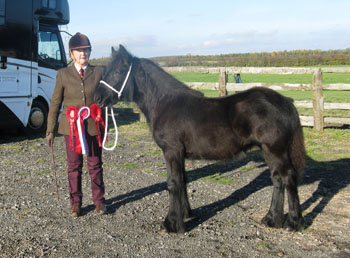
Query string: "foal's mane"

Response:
xmin=108 ymin=46 xmax=203 ymax=100
xmin=138 ymin=58 xmax=203 ymax=98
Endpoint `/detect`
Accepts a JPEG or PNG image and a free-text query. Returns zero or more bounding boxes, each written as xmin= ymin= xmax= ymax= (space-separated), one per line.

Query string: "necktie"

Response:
xmin=79 ymin=68 xmax=84 ymax=79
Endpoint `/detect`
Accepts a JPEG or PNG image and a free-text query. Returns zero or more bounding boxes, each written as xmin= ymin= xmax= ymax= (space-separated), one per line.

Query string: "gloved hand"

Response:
xmin=46 ymin=132 xmax=55 ymax=147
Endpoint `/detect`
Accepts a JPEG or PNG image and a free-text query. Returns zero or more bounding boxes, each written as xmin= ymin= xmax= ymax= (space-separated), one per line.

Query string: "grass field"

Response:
xmin=201 ymin=89 xmax=350 ymax=102
xmin=200 ymin=90 xmax=350 ymax=118
xmin=170 ymin=71 xmax=350 ymax=84
xmin=169 ymin=71 xmax=350 ymax=118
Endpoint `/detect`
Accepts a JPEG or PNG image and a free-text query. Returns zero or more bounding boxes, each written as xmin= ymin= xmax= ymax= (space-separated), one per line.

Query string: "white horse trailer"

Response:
xmin=0 ymin=0 xmax=69 ymax=134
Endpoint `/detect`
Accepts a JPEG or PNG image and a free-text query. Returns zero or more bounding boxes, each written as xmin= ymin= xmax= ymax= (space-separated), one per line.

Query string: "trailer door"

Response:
xmin=0 ymin=0 xmax=34 ymax=127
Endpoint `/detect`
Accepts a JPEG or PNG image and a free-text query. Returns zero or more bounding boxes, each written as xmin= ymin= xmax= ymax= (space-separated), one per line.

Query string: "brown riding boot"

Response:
xmin=70 ymin=205 xmax=81 ymax=217
xmin=95 ymin=203 xmax=107 ymax=215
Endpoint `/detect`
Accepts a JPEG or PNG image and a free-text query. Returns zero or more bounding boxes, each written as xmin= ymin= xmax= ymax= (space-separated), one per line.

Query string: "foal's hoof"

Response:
xmin=261 ymin=214 xmax=283 ymax=228
xmin=283 ymin=217 xmax=305 ymax=231
xmin=161 ymin=217 xmax=185 ymax=233
xmin=184 ymin=208 xmax=193 ymax=220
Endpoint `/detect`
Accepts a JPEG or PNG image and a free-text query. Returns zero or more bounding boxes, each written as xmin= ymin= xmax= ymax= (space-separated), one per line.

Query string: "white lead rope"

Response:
xmin=102 ymin=106 xmax=118 ymax=150
xmin=100 ymin=63 xmax=133 ymax=151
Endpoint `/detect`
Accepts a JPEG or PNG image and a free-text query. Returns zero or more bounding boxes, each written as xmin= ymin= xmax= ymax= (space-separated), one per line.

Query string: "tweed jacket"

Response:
xmin=47 ymin=64 xmax=104 ymax=136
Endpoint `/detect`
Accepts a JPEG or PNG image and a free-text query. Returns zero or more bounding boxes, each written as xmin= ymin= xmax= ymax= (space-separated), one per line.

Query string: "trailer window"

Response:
xmin=42 ymin=0 xmax=56 ymax=9
xmin=38 ymin=30 xmax=64 ymax=70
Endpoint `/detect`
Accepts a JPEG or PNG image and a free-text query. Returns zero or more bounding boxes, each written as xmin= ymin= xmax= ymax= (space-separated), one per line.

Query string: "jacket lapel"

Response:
xmin=68 ymin=65 xmax=81 ymax=80
xmin=83 ymin=65 xmax=94 ymax=81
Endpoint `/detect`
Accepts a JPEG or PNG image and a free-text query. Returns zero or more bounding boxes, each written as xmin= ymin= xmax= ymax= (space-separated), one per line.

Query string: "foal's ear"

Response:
xmin=119 ymin=44 xmax=127 ymax=54
xmin=118 ymin=44 xmax=131 ymax=61
xmin=111 ymin=46 xmax=116 ymax=54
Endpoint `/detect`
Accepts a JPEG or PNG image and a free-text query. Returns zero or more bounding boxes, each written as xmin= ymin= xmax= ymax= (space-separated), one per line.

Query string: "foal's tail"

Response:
xmin=290 ymin=126 xmax=306 ymax=177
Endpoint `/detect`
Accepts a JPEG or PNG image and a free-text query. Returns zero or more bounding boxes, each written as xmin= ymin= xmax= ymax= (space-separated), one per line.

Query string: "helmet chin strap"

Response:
xmin=99 ymin=63 xmax=133 ymax=151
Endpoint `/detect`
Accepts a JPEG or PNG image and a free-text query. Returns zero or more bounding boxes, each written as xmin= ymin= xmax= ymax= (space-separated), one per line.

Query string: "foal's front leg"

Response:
xmin=162 ymin=151 xmax=189 ymax=233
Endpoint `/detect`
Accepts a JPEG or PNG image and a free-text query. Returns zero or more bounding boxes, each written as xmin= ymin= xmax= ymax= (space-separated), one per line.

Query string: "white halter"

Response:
xmin=99 ymin=63 xmax=133 ymax=151
xmin=99 ymin=63 xmax=133 ymax=99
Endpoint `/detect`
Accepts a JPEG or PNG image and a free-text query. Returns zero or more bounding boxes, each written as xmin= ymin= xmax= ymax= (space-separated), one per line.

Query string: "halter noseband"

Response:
xmin=99 ymin=62 xmax=133 ymax=99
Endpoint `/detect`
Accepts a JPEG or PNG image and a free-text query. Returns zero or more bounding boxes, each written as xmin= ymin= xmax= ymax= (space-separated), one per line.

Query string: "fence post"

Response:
xmin=218 ymin=68 xmax=228 ymax=97
xmin=312 ymin=68 xmax=324 ymax=131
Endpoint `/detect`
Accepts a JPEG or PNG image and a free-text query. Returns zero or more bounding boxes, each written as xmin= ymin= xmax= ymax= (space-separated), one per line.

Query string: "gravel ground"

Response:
xmin=0 ymin=111 xmax=350 ymax=258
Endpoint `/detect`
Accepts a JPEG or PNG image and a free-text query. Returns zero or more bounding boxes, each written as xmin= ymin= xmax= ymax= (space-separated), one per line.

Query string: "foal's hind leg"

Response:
xmin=162 ymin=150 xmax=190 ymax=233
xmin=282 ymin=168 xmax=304 ymax=231
xmin=262 ymin=147 xmax=304 ymax=231
xmin=261 ymin=169 xmax=285 ymax=228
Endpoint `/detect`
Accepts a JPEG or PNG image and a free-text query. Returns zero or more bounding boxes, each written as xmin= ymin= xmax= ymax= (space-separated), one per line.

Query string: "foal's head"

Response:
xmin=94 ymin=45 xmax=134 ymax=108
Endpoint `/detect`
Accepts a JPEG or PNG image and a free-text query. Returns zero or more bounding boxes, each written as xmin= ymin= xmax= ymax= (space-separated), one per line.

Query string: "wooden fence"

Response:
xmin=164 ymin=66 xmax=350 ymax=131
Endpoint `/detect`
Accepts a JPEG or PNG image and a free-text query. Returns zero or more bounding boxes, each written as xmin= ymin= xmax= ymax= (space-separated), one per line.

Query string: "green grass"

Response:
xmin=171 ymin=71 xmax=350 ymax=109
xmin=199 ymin=89 xmax=350 ymax=117
xmin=241 ymin=165 xmax=257 ymax=172
xmin=170 ymin=72 xmax=219 ymax=83
xmin=123 ymin=162 xmax=138 ymax=170
xmin=303 ymin=127 xmax=350 ymax=161
xmin=202 ymin=174 xmax=236 ymax=185
xmin=200 ymin=89 xmax=350 ymax=103
xmin=170 ymin=71 xmax=350 ymax=84
xmin=18 ymin=172 xmax=30 ymax=176
xmin=278 ymin=90 xmax=350 ymax=102
xmin=37 ymin=170 xmax=51 ymax=175
xmin=7 ymin=145 xmax=23 ymax=154
xmin=2 ymin=160 xmax=14 ymax=165
xmin=296 ymin=107 xmax=350 ymax=118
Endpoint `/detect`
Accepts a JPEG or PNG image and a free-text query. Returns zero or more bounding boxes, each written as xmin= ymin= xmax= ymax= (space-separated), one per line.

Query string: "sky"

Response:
xmin=64 ymin=0 xmax=350 ymax=59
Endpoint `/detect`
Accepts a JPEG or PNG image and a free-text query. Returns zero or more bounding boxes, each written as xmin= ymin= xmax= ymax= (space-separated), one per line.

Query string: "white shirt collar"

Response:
xmin=74 ymin=63 xmax=88 ymax=73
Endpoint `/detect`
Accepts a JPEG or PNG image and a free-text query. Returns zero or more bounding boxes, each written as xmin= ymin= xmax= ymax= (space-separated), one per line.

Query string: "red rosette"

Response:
xmin=90 ymin=104 xmax=106 ymax=147
xmin=66 ymin=106 xmax=79 ymax=150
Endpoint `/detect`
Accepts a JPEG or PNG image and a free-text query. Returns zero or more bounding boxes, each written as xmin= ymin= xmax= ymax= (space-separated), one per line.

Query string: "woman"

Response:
xmin=46 ymin=32 xmax=106 ymax=217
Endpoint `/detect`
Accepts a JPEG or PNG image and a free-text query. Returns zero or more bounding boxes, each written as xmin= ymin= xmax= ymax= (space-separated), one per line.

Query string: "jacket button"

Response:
xmin=81 ymin=82 xmax=83 ymax=86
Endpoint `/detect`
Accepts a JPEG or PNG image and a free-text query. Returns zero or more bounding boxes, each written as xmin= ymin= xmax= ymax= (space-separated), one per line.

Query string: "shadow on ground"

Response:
xmin=105 ymin=153 xmax=349 ymax=232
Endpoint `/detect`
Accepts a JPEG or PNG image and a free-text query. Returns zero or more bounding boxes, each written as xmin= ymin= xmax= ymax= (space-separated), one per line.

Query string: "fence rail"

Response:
xmin=164 ymin=66 xmax=350 ymax=130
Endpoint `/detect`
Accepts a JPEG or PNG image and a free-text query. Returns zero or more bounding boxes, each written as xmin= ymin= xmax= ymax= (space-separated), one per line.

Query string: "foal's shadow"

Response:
xmin=299 ymin=157 xmax=350 ymax=228
xmin=184 ymin=156 xmax=350 ymax=231
xmin=105 ymin=152 xmax=350 ymax=231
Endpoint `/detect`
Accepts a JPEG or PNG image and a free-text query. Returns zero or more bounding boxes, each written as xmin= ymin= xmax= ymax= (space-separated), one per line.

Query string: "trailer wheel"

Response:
xmin=25 ymin=100 xmax=48 ymax=134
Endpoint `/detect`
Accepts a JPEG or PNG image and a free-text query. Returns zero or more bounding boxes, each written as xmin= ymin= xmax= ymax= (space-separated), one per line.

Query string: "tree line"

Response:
xmin=90 ymin=49 xmax=350 ymax=67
